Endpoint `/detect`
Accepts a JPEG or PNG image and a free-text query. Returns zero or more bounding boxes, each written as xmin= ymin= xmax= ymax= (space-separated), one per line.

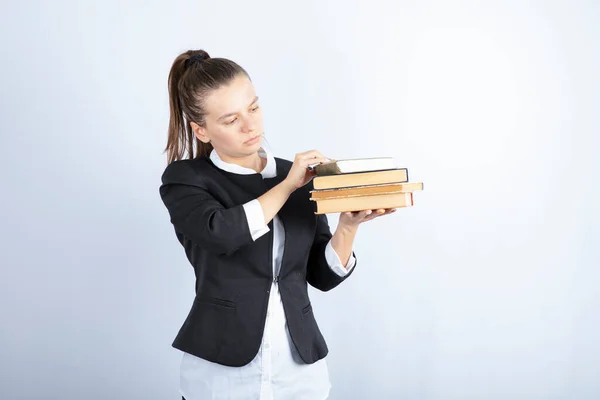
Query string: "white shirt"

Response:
xmin=179 ymin=147 xmax=356 ymax=400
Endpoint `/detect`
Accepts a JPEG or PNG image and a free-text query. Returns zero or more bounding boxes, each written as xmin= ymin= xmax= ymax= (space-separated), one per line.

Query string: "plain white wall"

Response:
xmin=1 ymin=1 xmax=598 ymax=399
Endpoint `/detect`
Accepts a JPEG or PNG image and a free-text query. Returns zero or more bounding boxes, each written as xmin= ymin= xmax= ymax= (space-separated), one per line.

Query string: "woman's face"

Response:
xmin=193 ymin=74 xmax=264 ymax=159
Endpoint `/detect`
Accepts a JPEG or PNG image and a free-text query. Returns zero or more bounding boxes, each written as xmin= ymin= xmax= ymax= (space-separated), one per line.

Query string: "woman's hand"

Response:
xmin=338 ymin=208 xmax=397 ymax=230
xmin=283 ymin=150 xmax=331 ymax=191
xmin=331 ymin=208 xmax=396 ymax=268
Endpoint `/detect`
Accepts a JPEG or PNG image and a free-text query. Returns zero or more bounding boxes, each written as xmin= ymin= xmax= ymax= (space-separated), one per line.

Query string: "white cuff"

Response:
xmin=325 ymin=240 xmax=356 ymax=277
xmin=243 ymin=199 xmax=270 ymax=241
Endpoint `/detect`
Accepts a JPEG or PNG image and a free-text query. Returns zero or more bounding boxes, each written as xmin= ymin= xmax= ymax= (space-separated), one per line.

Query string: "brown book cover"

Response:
xmin=311 ymin=182 xmax=423 ymax=200
xmin=313 ymin=192 xmax=414 ymax=214
xmin=312 ymin=168 xmax=409 ymax=190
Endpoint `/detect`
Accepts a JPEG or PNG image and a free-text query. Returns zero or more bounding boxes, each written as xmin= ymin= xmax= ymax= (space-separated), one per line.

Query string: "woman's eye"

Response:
xmin=225 ymin=118 xmax=237 ymax=125
xmin=250 ymin=106 xmax=259 ymax=112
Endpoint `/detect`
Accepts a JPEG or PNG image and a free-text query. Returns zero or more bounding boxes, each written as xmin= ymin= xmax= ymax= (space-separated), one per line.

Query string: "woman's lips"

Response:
xmin=244 ymin=135 xmax=260 ymax=144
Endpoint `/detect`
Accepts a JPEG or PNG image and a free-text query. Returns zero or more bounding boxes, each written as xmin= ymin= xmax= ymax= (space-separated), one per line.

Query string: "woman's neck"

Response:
xmin=218 ymin=150 xmax=266 ymax=173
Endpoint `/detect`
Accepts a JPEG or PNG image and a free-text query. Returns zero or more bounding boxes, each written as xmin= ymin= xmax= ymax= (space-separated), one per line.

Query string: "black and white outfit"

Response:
xmin=159 ymin=146 xmax=357 ymax=400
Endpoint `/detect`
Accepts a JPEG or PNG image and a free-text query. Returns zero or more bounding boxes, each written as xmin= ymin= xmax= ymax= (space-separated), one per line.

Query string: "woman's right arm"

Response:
xmin=160 ymin=150 xmax=330 ymax=255
xmin=257 ymin=150 xmax=329 ymax=225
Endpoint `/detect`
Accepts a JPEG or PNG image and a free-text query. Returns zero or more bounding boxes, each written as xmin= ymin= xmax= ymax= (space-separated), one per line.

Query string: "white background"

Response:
xmin=1 ymin=1 xmax=598 ymax=399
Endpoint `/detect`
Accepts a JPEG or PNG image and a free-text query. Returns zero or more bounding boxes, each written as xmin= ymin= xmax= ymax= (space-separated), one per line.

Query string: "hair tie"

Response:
xmin=185 ymin=54 xmax=209 ymax=68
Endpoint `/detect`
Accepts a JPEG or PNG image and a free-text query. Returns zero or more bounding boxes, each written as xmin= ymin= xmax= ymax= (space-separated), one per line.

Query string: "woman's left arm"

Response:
xmin=306 ymin=208 xmax=396 ymax=291
xmin=331 ymin=208 xmax=396 ymax=266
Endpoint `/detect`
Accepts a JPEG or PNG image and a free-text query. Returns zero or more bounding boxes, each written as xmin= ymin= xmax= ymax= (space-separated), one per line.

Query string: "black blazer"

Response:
xmin=159 ymin=155 xmax=357 ymax=367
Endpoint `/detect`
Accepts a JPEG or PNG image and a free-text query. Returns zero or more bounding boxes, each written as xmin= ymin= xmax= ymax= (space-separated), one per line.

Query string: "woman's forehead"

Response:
xmin=205 ymin=76 xmax=256 ymax=115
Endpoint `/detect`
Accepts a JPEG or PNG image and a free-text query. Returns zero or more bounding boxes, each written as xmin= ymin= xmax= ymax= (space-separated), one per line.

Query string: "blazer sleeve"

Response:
xmin=306 ymin=213 xmax=358 ymax=291
xmin=159 ymin=161 xmax=254 ymax=256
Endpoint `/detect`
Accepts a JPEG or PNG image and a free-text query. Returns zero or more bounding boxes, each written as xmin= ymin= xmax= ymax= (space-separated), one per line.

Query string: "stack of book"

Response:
xmin=310 ymin=157 xmax=423 ymax=214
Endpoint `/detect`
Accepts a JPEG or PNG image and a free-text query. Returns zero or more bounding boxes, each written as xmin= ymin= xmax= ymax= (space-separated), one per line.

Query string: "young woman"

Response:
xmin=159 ymin=49 xmax=395 ymax=400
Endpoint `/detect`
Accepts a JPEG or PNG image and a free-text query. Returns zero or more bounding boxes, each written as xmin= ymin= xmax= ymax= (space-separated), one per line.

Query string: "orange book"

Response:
xmin=311 ymin=182 xmax=423 ymax=200
xmin=312 ymin=192 xmax=414 ymax=214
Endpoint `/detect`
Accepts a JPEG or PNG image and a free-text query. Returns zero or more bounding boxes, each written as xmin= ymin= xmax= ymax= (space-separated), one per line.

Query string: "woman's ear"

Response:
xmin=190 ymin=121 xmax=210 ymax=143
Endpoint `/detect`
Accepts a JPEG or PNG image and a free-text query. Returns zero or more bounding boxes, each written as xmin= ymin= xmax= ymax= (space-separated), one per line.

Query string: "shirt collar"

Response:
xmin=209 ymin=146 xmax=277 ymax=178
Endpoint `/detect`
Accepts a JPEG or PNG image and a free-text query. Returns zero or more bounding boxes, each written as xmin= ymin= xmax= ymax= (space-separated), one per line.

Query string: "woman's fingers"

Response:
xmin=356 ymin=210 xmax=372 ymax=220
xmin=362 ymin=208 xmax=396 ymax=221
xmin=361 ymin=210 xmax=380 ymax=222
xmin=300 ymin=149 xmax=325 ymax=158
xmin=297 ymin=150 xmax=331 ymax=166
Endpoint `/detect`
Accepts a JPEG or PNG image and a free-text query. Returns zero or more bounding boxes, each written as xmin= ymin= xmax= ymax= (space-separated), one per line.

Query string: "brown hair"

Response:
xmin=164 ymin=49 xmax=249 ymax=164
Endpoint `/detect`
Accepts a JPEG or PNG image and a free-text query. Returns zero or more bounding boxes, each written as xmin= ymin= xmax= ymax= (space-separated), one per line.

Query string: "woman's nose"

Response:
xmin=240 ymin=115 xmax=256 ymax=133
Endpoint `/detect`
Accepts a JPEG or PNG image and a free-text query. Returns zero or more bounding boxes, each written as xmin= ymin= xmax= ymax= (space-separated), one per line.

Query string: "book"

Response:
xmin=312 ymin=168 xmax=408 ymax=190
xmin=310 ymin=182 xmax=423 ymax=200
xmin=312 ymin=192 xmax=414 ymax=214
xmin=313 ymin=157 xmax=397 ymax=176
